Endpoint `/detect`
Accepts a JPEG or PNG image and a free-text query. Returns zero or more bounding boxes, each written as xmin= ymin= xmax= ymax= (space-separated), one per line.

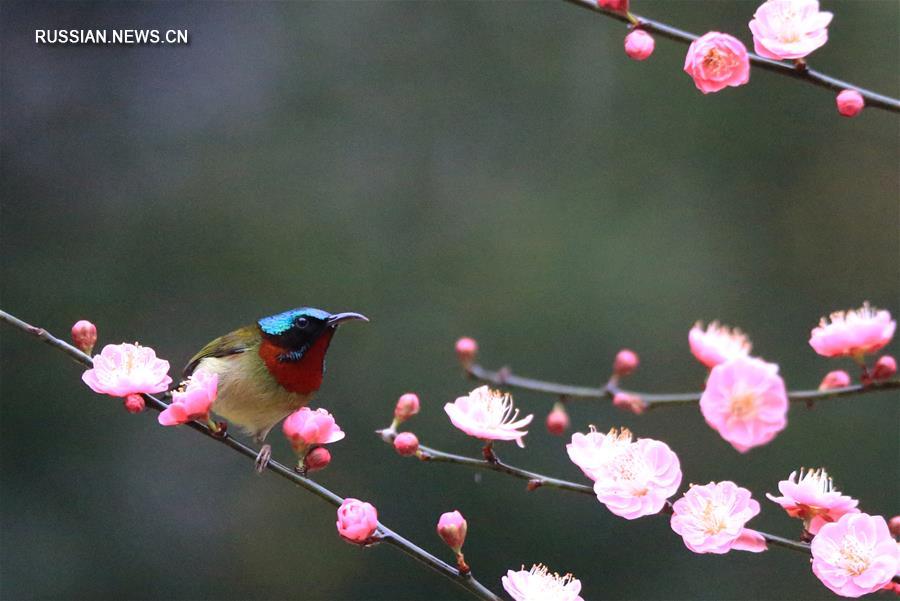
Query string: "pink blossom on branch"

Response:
xmin=766 ymin=468 xmax=859 ymax=535
xmin=872 ymin=355 xmax=897 ymax=381
xmin=336 ymin=498 xmax=379 ymax=544
xmin=699 ymin=356 xmax=788 ymax=453
xmin=158 ymin=369 xmax=218 ymax=426
xmin=749 ymin=0 xmax=833 ymax=60
xmin=613 ymin=349 xmax=640 ymax=377
xmin=282 ymin=407 xmax=345 ymax=452
xmin=436 ymin=510 xmax=467 ymax=552
xmin=394 ymin=392 xmax=420 ymax=423
xmin=811 ymin=513 xmax=900 ymax=598
xmin=670 ymin=481 xmax=768 ymax=554
xmin=689 ymin=321 xmax=752 ymax=368
xmin=444 ymin=386 xmax=533 ymax=447
xmin=683 ymin=32 xmax=750 ymax=94
xmin=71 ymin=320 xmax=97 ymax=355
xmin=82 ymin=342 xmax=172 ymax=397
xmin=502 ymin=564 xmax=584 ymax=601
xmin=809 ymin=303 xmax=895 ymax=359
xmin=567 ymin=428 xmax=682 ymax=519
xmin=393 ymin=432 xmax=419 ymax=456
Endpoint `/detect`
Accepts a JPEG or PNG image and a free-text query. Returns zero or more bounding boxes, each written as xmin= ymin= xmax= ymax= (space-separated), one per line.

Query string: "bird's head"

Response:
xmin=257 ymin=307 xmax=368 ymax=360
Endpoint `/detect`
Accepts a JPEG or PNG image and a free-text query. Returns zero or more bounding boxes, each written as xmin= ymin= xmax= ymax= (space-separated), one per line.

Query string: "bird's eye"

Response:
xmin=296 ymin=317 xmax=309 ymax=329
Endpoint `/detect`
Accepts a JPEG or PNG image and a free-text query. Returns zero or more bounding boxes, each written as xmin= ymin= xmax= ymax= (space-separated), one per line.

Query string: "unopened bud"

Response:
xmin=393 ymin=432 xmax=419 ymax=456
xmin=872 ymin=355 xmax=897 ymax=381
xmin=394 ymin=393 xmax=420 ymax=423
xmin=889 ymin=515 xmax=900 ymax=538
xmin=71 ymin=320 xmax=97 ymax=355
xmin=124 ymin=393 xmax=145 ymax=414
xmin=545 ymin=404 xmax=569 ymax=436
xmin=613 ymin=392 xmax=646 ymax=415
xmin=437 ymin=510 xmax=467 ymax=552
xmin=304 ymin=447 xmax=331 ymax=472
xmin=613 ymin=349 xmax=639 ymax=377
xmin=624 ymin=30 xmax=654 ymax=61
xmin=818 ymin=370 xmax=851 ymax=391
xmin=836 ymin=89 xmax=864 ymax=117
xmin=455 ymin=337 xmax=478 ymax=367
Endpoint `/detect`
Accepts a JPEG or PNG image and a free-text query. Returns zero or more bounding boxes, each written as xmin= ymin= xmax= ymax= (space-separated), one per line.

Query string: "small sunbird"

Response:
xmin=183 ymin=307 xmax=368 ymax=469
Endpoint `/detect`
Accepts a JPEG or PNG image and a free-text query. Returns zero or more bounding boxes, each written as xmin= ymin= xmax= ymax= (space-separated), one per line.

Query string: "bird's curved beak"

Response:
xmin=327 ymin=312 xmax=369 ymax=327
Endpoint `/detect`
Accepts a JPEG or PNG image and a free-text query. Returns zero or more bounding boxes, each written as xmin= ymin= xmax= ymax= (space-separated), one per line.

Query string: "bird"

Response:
xmin=183 ymin=307 xmax=368 ymax=470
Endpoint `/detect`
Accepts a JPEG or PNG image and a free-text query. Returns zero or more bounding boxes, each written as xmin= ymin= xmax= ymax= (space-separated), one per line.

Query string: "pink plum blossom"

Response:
xmin=836 ymin=90 xmax=864 ymax=117
xmin=683 ymin=32 xmax=750 ymax=94
xmin=749 ymin=0 xmax=833 ymax=60
xmin=624 ymin=30 xmax=655 ymax=61
xmin=123 ymin=393 xmax=145 ymax=414
xmin=699 ymin=356 xmax=788 ymax=453
xmin=336 ymin=498 xmax=378 ymax=544
xmin=819 ymin=370 xmax=851 ymax=391
xmin=82 ymin=343 xmax=172 ymax=397
xmin=811 ymin=513 xmax=900 ymax=598
xmin=282 ymin=407 xmax=345 ymax=451
xmin=444 ymin=386 xmax=533 ymax=447
xmin=810 ymin=303 xmax=895 ymax=359
xmin=766 ymin=468 xmax=859 ymax=535
xmin=567 ymin=428 xmax=682 ymax=519
xmin=670 ymin=481 xmax=768 ymax=554
xmin=303 ymin=447 xmax=331 ymax=472
xmin=502 ymin=564 xmax=584 ymax=601
xmin=158 ymin=369 xmax=218 ymax=426
xmin=689 ymin=321 xmax=752 ymax=368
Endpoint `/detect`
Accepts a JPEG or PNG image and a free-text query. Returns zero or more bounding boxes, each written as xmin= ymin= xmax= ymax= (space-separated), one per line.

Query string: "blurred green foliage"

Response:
xmin=1 ymin=1 xmax=897 ymax=599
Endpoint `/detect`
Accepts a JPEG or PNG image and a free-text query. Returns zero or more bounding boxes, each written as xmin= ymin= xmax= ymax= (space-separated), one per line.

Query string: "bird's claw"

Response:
xmin=255 ymin=444 xmax=272 ymax=474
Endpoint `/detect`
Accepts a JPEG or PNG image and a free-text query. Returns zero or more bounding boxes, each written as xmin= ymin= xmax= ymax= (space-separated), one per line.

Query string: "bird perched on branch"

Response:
xmin=184 ymin=307 xmax=368 ymax=470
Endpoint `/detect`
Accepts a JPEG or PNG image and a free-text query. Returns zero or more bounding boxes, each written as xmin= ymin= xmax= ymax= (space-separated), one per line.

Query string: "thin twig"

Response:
xmin=0 ymin=309 xmax=501 ymax=601
xmin=379 ymin=433 xmax=871 ymax=562
xmin=466 ymin=362 xmax=900 ymax=409
xmin=560 ymin=0 xmax=900 ymax=114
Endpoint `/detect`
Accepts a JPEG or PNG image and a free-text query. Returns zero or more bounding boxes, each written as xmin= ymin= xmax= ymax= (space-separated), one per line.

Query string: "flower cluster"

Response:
xmin=567 ymin=427 xmax=682 ymax=519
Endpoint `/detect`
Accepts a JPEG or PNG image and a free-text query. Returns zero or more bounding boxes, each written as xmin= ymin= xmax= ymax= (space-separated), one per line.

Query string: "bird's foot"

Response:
xmin=255 ymin=444 xmax=272 ymax=473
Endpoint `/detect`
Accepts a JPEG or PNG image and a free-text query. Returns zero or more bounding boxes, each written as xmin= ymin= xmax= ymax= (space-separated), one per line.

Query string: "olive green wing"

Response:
xmin=183 ymin=325 xmax=260 ymax=378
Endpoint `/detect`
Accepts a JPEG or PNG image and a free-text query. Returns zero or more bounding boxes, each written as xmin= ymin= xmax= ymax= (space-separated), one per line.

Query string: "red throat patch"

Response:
xmin=258 ymin=329 xmax=336 ymax=394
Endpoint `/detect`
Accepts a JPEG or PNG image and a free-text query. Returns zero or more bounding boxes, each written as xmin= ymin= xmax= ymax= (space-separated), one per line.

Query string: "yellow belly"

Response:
xmin=197 ymin=352 xmax=313 ymax=441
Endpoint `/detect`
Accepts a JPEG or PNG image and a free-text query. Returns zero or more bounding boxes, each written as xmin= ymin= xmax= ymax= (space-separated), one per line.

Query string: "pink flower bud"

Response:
xmin=393 ymin=432 xmax=419 ymax=456
xmin=597 ymin=0 xmax=628 ymax=11
xmin=613 ymin=349 xmax=640 ymax=377
xmin=304 ymin=447 xmax=331 ymax=472
xmin=282 ymin=407 xmax=345 ymax=452
xmin=336 ymin=498 xmax=378 ymax=544
xmin=71 ymin=320 xmax=97 ymax=354
xmin=545 ymin=405 xmax=569 ymax=436
xmin=872 ymin=355 xmax=897 ymax=380
xmin=624 ymin=30 xmax=654 ymax=61
xmin=889 ymin=515 xmax=900 ymax=538
xmin=613 ymin=392 xmax=646 ymax=415
xmin=455 ymin=337 xmax=478 ymax=366
xmin=394 ymin=393 xmax=420 ymax=423
xmin=836 ymin=90 xmax=864 ymax=117
xmin=124 ymin=393 xmax=145 ymax=414
xmin=819 ymin=370 xmax=851 ymax=391
xmin=437 ymin=510 xmax=467 ymax=552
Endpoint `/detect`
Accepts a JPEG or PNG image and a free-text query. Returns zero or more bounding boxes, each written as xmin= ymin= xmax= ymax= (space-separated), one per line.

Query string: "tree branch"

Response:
xmin=560 ymin=0 xmax=900 ymax=114
xmin=378 ymin=431 xmax=900 ymax=579
xmin=0 ymin=309 xmax=501 ymax=601
xmin=465 ymin=362 xmax=900 ymax=409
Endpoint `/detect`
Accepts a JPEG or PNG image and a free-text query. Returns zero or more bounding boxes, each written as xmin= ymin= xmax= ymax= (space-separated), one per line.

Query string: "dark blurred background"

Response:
xmin=2 ymin=1 xmax=897 ymax=599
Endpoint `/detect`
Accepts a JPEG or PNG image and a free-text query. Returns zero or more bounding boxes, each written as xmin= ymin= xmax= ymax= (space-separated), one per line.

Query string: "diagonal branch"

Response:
xmin=0 ymin=309 xmax=501 ymax=601
xmin=561 ymin=0 xmax=900 ymax=114
xmin=377 ymin=432 xmax=895 ymax=564
xmin=465 ymin=362 xmax=900 ymax=409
